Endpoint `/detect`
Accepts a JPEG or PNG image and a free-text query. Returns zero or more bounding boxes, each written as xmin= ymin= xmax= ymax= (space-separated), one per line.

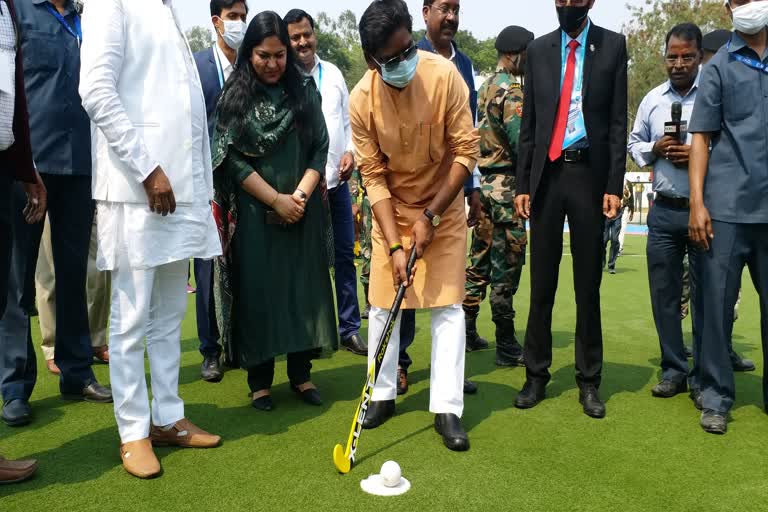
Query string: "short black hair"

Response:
xmin=284 ymin=9 xmax=315 ymax=30
xmin=423 ymin=0 xmax=435 ymax=5
xmin=359 ymin=0 xmax=413 ymax=57
xmin=210 ymin=0 xmax=248 ymax=18
xmin=665 ymin=23 xmax=702 ymax=51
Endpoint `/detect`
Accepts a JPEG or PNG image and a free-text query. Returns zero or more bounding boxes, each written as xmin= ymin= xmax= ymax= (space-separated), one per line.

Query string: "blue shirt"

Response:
xmin=688 ymin=31 xmax=768 ymax=223
xmin=16 ymin=0 xmax=91 ymax=176
xmin=560 ymin=19 xmax=590 ymax=149
xmin=627 ymin=75 xmax=699 ymax=198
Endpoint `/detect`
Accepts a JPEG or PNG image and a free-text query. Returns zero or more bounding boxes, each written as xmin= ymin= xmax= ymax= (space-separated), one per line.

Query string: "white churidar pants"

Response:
xmin=619 ymin=208 xmax=630 ymax=251
xmin=108 ymin=257 xmax=188 ymax=443
xmin=367 ymin=304 xmax=465 ymax=417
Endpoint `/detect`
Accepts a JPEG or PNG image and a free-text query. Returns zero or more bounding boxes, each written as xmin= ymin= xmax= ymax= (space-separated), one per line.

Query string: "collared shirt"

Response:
xmin=688 ymin=30 xmax=768 ymax=224
xmin=16 ymin=0 xmax=90 ymax=175
xmin=214 ymin=41 xmax=233 ymax=83
xmin=560 ymin=19 xmax=591 ymax=149
xmin=304 ymin=54 xmax=353 ymax=190
xmin=627 ymin=75 xmax=699 ymax=198
xmin=0 ymin=0 xmax=16 ymax=150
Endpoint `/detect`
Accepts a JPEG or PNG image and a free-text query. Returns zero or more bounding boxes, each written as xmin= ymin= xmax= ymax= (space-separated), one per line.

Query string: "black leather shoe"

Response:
xmin=689 ymin=389 xmax=703 ymax=411
xmin=684 ymin=345 xmax=693 ymax=358
xmin=341 ymin=333 xmax=368 ymax=356
xmin=579 ymin=385 xmax=606 ymax=419
xmin=514 ymin=380 xmax=546 ymax=409
xmin=496 ymin=352 xmax=525 ymax=367
xmin=732 ymin=356 xmax=756 ymax=372
xmin=362 ymin=400 xmax=395 ymax=429
xmin=651 ymin=379 xmax=688 ymax=398
xmin=201 ymin=355 xmax=223 ymax=382
xmin=61 ymin=380 xmax=113 ymax=403
xmin=397 ymin=369 xmax=408 ymax=396
xmin=434 ymin=413 xmax=469 ymax=452
xmin=700 ymin=409 xmax=727 ymax=434
xmin=463 ymin=379 xmax=478 ymax=395
xmin=252 ymin=395 xmax=273 ymax=411
xmin=1 ymin=399 xmax=32 ymax=427
xmin=291 ymin=385 xmax=322 ymax=406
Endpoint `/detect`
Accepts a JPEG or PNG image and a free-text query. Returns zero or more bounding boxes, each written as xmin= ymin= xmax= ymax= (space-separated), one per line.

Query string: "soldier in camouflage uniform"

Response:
xmin=463 ymin=26 xmax=534 ymax=367
xmin=350 ymin=168 xmax=373 ymax=319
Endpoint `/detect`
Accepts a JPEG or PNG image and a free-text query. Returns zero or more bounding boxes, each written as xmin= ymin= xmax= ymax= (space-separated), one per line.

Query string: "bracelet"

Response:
xmin=270 ymin=191 xmax=280 ymax=207
xmin=389 ymin=243 xmax=403 ymax=256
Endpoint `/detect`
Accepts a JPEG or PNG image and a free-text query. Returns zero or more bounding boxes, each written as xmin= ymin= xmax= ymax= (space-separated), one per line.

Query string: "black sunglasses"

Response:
xmin=372 ymin=42 xmax=418 ymax=72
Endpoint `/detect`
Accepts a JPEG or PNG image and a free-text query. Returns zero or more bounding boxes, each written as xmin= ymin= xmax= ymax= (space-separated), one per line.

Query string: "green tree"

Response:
xmin=315 ymin=10 xmax=368 ymax=90
xmin=412 ymin=29 xmax=497 ymax=74
xmin=185 ymin=26 xmax=213 ymax=54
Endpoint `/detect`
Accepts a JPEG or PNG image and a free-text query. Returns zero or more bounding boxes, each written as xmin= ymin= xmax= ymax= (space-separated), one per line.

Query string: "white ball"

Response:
xmin=380 ymin=461 xmax=402 ymax=488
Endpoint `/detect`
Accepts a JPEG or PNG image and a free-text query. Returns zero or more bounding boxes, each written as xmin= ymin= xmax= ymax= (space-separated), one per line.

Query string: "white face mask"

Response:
xmin=218 ymin=19 xmax=246 ymax=50
xmin=731 ymin=1 xmax=768 ymax=35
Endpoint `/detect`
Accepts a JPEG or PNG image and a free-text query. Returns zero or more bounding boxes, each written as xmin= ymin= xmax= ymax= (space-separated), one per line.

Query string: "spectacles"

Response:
xmin=430 ymin=4 xmax=460 ymax=17
xmin=665 ymin=55 xmax=698 ymax=65
xmin=372 ymin=42 xmax=418 ymax=72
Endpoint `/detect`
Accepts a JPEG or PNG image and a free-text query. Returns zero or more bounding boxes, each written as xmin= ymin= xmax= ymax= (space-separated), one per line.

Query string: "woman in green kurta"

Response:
xmin=212 ymin=11 xmax=337 ymax=411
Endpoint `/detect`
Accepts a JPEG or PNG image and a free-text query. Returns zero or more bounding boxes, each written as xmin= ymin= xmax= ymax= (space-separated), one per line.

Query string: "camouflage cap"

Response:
xmin=702 ymin=29 xmax=731 ymax=53
xmin=495 ymin=26 xmax=534 ymax=54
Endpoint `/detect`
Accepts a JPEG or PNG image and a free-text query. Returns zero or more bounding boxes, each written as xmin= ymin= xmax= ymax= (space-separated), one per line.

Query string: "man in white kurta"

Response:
xmin=79 ymin=0 xmax=222 ymax=479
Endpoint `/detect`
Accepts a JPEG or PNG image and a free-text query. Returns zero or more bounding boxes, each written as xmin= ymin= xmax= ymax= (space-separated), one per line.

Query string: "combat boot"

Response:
xmin=361 ymin=284 xmax=371 ymax=320
xmin=495 ymin=321 xmax=525 ymax=367
xmin=465 ymin=315 xmax=489 ymax=352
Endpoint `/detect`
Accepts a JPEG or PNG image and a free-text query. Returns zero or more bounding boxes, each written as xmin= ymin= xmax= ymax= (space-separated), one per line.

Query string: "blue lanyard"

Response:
xmin=45 ymin=3 xmax=81 ymax=47
xmin=317 ymin=62 xmax=323 ymax=91
xmin=212 ymin=47 xmax=225 ymax=89
xmin=727 ymin=40 xmax=768 ymax=74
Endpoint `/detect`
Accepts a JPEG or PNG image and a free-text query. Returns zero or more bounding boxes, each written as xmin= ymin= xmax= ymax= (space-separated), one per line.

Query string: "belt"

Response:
xmin=561 ymin=147 xmax=589 ymax=163
xmin=654 ymin=193 xmax=689 ymax=209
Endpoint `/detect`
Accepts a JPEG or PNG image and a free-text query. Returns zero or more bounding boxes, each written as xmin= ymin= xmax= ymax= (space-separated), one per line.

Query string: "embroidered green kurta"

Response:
xmin=212 ymin=82 xmax=337 ymax=369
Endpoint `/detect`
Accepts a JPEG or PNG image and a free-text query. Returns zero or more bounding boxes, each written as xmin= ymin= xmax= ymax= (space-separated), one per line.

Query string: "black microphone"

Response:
xmin=664 ymin=101 xmax=686 ymax=143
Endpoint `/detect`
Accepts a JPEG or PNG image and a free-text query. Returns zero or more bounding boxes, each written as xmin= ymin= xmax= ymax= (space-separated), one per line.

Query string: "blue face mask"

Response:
xmin=380 ymin=51 xmax=419 ymax=89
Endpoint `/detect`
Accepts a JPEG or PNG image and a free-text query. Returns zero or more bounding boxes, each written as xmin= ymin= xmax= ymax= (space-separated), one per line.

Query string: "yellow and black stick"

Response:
xmin=333 ymin=248 xmax=417 ymax=473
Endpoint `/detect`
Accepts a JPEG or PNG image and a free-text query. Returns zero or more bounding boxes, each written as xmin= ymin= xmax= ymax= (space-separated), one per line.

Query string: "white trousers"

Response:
xmin=108 ymin=258 xmax=188 ymax=443
xmin=619 ymin=208 xmax=630 ymax=250
xmin=367 ymin=304 xmax=465 ymax=417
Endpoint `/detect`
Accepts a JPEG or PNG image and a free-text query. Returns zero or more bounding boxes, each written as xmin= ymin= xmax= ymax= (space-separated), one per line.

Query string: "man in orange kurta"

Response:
xmin=350 ymin=0 xmax=479 ymax=452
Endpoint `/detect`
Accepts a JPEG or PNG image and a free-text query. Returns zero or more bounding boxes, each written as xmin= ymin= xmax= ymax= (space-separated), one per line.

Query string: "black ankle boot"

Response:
xmin=362 ymin=400 xmax=395 ymax=429
xmin=465 ymin=315 xmax=489 ymax=352
xmin=495 ymin=321 xmax=525 ymax=367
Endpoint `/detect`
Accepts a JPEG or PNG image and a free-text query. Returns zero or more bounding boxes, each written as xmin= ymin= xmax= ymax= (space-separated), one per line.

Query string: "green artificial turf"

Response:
xmin=1 ymin=235 xmax=767 ymax=511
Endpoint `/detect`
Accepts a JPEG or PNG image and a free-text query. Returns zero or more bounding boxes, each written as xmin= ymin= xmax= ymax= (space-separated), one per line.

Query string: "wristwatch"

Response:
xmin=423 ymin=208 xmax=440 ymax=228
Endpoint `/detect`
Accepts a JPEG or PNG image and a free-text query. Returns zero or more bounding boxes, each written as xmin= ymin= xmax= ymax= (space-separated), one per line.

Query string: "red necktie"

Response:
xmin=549 ymin=40 xmax=579 ymax=162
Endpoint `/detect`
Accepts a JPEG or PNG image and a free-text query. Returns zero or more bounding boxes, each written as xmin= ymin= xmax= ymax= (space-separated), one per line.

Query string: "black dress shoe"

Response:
xmin=252 ymin=395 xmax=273 ymax=411
xmin=1 ymin=399 xmax=32 ymax=427
xmin=362 ymin=400 xmax=395 ymax=429
xmin=689 ymin=390 xmax=703 ymax=411
xmin=463 ymin=379 xmax=478 ymax=395
xmin=340 ymin=333 xmax=368 ymax=356
xmin=201 ymin=355 xmax=223 ymax=382
xmin=732 ymin=356 xmax=756 ymax=372
xmin=291 ymin=385 xmax=322 ymax=406
xmin=496 ymin=352 xmax=525 ymax=367
xmin=514 ymin=380 xmax=546 ymax=409
xmin=434 ymin=413 xmax=469 ymax=452
xmin=700 ymin=409 xmax=727 ymax=434
xmin=651 ymin=379 xmax=687 ymax=398
xmin=579 ymin=385 xmax=606 ymax=419
xmin=62 ymin=380 xmax=113 ymax=403
xmin=397 ymin=369 xmax=408 ymax=396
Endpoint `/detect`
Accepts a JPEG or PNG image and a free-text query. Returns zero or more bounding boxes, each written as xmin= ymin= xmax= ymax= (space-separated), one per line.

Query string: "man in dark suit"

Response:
xmin=192 ymin=0 xmax=248 ymax=382
xmin=514 ymin=0 xmax=627 ymax=419
xmin=0 ymin=0 xmax=45 ymax=484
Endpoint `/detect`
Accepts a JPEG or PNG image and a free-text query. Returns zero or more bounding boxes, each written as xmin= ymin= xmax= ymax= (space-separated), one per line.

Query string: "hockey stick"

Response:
xmin=333 ymin=248 xmax=418 ymax=474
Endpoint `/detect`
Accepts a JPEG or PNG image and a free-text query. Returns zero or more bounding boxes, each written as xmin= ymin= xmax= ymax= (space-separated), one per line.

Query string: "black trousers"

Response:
xmin=525 ymin=159 xmax=604 ymax=388
xmin=193 ymin=258 xmax=221 ymax=358
xmin=25 ymin=175 xmax=94 ymax=392
xmin=0 ymin=173 xmax=12 ymax=317
xmin=246 ymin=350 xmax=314 ymax=392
